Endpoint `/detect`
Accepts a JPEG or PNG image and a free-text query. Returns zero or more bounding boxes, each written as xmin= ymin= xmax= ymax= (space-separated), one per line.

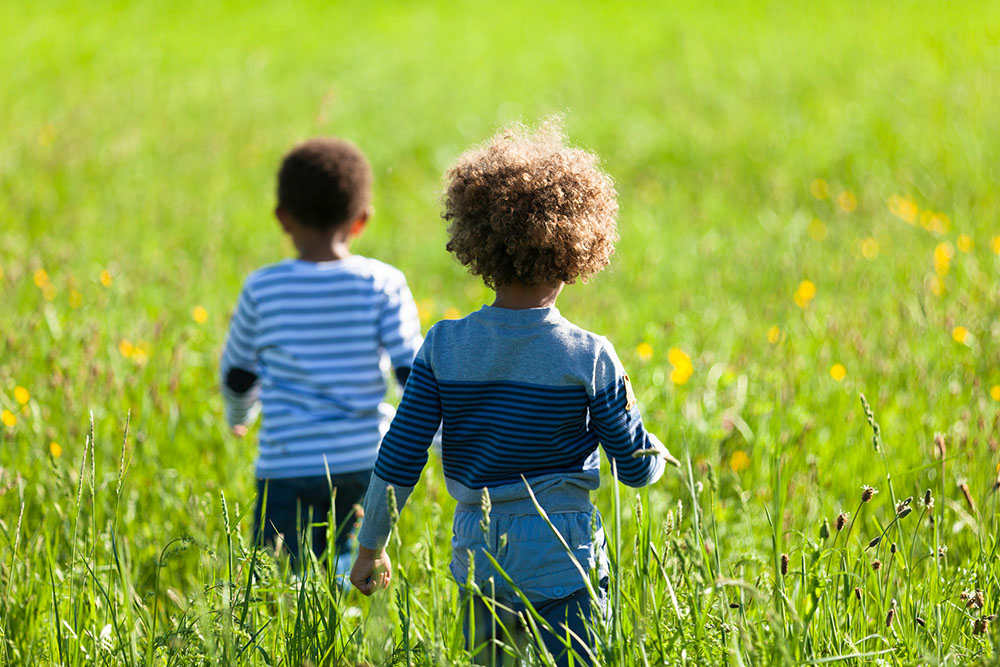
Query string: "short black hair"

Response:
xmin=276 ymin=138 xmax=373 ymax=229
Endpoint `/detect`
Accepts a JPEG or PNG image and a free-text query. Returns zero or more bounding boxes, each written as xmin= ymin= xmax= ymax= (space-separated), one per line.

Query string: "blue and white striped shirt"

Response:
xmin=221 ymin=256 xmax=422 ymax=479
xmin=358 ymin=304 xmax=669 ymax=550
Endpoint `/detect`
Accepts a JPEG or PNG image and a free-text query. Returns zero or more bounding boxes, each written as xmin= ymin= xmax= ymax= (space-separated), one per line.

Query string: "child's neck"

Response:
xmin=296 ymin=240 xmax=351 ymax=262
xmin=293 ymin=230 xmax=353 ymax=262
xmin=491 ymin=282 xmax=564 ymax=310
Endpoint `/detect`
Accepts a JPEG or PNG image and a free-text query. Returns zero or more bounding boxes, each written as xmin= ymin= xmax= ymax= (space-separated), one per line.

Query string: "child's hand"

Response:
xmin=231 ymin=424 xmax=248 ymax=437
xmin=350 ymin=546 xmax=392 ymax=596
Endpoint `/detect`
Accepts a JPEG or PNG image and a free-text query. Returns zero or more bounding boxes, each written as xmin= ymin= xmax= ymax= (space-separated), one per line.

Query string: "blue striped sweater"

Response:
xmin=358 ymin=304 xmax=667 ymax=550
xmin=220 ymin=256 xmax=422 ymax=478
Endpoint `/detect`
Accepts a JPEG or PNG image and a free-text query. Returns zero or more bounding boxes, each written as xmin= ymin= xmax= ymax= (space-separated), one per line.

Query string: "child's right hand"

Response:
xmin=350 ymin=546 xmax=392 ymax=596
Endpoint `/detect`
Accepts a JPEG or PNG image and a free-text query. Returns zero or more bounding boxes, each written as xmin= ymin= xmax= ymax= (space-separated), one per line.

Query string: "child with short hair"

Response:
xmin=221 ymin=137 xmax=422 ymax=574
xmin=351 ymin=121 xmax=679 ymax=665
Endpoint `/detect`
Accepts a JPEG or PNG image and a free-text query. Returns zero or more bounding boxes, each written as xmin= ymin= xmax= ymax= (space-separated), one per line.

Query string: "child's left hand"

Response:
xmin=231 ymin=424 xmax=248 ymax=437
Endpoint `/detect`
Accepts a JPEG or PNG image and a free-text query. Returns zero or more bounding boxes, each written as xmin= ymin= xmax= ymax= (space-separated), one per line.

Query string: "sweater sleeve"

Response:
xmin=377 ymin=273 xmax=423 ymax=373
xmin=357 ymin=339 xmax=441 ymax=549
xmin=588 ymin=339 xmax=676 ymax=487
xmin=220 ymin=283 xmax=262 ymax=427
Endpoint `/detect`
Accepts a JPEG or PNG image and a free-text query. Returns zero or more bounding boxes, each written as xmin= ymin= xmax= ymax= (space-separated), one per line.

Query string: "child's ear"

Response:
xmin=275 ymin=206 xmax=295 ymax=233
xmin=349 ymin=208 xmax=371 ymax=237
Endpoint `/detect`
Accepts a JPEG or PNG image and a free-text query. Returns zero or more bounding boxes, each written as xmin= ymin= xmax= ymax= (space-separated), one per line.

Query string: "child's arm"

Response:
xmin=352 ymin=351 xmax=441 ymax=594
xmin=220 ymin=285 xmax=261 ymax=432
xmin=377 ymin=273 xmax=423 ymax=386
xmin=588 ymin=341 xmax=680 ymax=487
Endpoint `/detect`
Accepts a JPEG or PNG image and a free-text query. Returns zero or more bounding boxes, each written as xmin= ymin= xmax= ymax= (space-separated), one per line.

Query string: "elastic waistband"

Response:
xmin=455 ymin=485 xmax=593 ymax=515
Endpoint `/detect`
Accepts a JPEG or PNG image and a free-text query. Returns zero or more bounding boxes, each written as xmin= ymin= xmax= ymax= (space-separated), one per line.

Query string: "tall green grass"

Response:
xmin=1 ymin=1 xmax=999 ymax=664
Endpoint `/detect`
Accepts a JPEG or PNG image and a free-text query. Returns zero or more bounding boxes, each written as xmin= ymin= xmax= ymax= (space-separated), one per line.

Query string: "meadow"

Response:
xmin=1 ymin=1 xmax=999 ymax=664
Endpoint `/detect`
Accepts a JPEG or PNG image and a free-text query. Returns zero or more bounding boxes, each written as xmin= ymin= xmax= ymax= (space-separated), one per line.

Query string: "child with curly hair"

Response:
xmin=351 ymin=120 xmax=679 ymax=665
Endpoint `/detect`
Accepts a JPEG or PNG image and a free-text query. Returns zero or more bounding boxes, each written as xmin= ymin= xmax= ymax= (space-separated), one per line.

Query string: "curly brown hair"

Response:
xmin=276 ymin=137 xmax=372 ymax=230
xmin=443 ymin=120 xmax=619 ymax=289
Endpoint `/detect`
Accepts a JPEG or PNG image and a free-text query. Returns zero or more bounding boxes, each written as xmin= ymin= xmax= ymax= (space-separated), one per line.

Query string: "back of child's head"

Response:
xmin=277 ymin=138 xmax=373 ymax=229
xmin=442 ymin=118 xmax=619 ymax=289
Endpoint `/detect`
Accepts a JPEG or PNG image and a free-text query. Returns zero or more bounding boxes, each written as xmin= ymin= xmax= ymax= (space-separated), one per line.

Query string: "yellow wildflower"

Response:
xmin=922 ymin=212 xmax=949 ymax=235
xmin=836 ymin=191 xmax=857 ymax=213
xmin=888 ymin=195 xmax=919 ymax=225
xmin=730 ymin=450 xmax=751 ymax=473
xmin=933 ymin=243 xmax=953 ymax=277
xmin=636 ymin=342 xmax=653 ymax=361
xmin=991 ymin=236 xmax=1000 ymax=256
xmin=49 ymin=441 xmax=62 ymax=458
xmin=69 ymin=290 xmax=83 ymax=308
xmin=991 ymin=385 xmax=1000 ymax=401
xmin=829 ymin=363 xmax=847 ymax=382
xmin=809 ymin=179 xmax=829 ymax=200
xmin=927 ymin=275 xmax=944 ymax=296
xmin=13 ymin=386 xmax=29 ymax=405
xmin=808 ymin=218 xmax=827 ymax=241
xmin=100 ymin=269 xmax=113 ymax=287
xmin=191 ymin=305 xmax=208 ymax=324
xmin=952 ymin=326 xmax=968 ymax=345
xmin=132 ymin=340 xmax=151 ymax=366
xmin=417 ymin=299 xmax=434 ymax=325
xmin=794 ymin=280 xmax=816 ymax=309
xmin=442 ymin=307 xmax=461 ymax=320
xmin=118 ymin=339 xmax=134 ymax=358
xmin=34 ymin=268 xmax=50 ymax=288
xmin=668 ymin=348 xmax=693 ymax=385
xmin=1 ymin=410 xmax=16 ymax=427
xmin=860 ymin=237 xmax=879 ymax=260
xmin=767 ymin=325 xmax=780 ymax=344
xmin=957 ymin=234 xmax=973 ymax=254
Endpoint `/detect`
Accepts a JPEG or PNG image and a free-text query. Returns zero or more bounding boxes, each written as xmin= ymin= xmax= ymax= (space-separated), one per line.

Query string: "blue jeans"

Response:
xmin=463 ymin=578 xmax=608 ymax=667
xmin=252 ymin=470 xmax=371 ymax=565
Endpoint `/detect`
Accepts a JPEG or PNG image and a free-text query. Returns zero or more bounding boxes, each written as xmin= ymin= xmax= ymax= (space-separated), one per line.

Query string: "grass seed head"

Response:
xmin=780 ymin=553 xmax=789 ymax=576
xmin=861 ymin=485 xmax=878 ymax=503
xmin=958 ymin=482 xmax=976 ymax=513
xmin=819 ymin=518 xmax=830 ymax=539
xmin=854 ymin=586 xmax=862 ymax=601
xmin=934 ymin=433 xmax=946 ymax=459
xmin=916 ymin=616 xmax=926 ymax=627
xmin=890 ymin=542 xmax=897 ymax=554
xmin=872 ymin=559 xmax=882 ymax=571
xmin=974 ymin=617 xmax=988 ymax=635
xmin=924 ymin=488 xmax=934 ymax=510
xmin=866 ymin=536 xmax=881 ymax=550
xmin=968 ymin=589 xmax=985 ymax=609
xmin=886 ymin=607 xmax=896 ymax=628
xmin=836 ymin=512 xmax=849 ymax=531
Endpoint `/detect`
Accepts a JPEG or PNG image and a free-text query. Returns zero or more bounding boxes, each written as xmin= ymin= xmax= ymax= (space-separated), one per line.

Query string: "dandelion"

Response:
xmin=829 ymin=363 xmax=847 ymax=382
xmin=33 ymin=268 xmax=50 ymax=288
xmin=952 ymin=326 xmax=969 ymax=345
xmin=442 ymin=307 xmax=461 ymax=320
xmin=809 ymin=178 xmax=829 ymax=200
xmin=861 ymin=485 xmax=878 ymax=503
xmin=992 ymin=236 xmax=1000 ymax=256
xmin=118 ymin=339 xmax=134 ymax=358
xmin=49 ymin=441 xmax=62 ymax=458
xmin=991 ymin=385 xmax=1000 ymax=401
xmin=668 ymin=347 xmax=693 ymax=385
xmin=13 ymin=386 xmax=29 ymax=405
xmin=69 ymin=289 xmax=83 ymax=309
xmin=808 ymin=218 xmax=827 ymax=241
xmin=636 ymin=342 xmax=653 ymax=361
xmin=872 ymin=559 xmax=882 ymax=571
xmin=836 ymin=191 xmax=857 ymax=213
xmin=729 ymin=449 xmax=750 ymax=473
xmin=191 ymin=305 xmax=208 ymax=324
xmin=957 ymin=234 xmax=974 ymax=253
xmin=1 ymin=410 xmax=15 ymax=427
xmin=959 ymin=482 xmax=976 ymax=513
xmin=767 ymin=325 xmax=780 ymax=344
xmin=793 ymin=280 xmax=816 ymax=309
xmin=888 ymin=195 xmax=919 ymax=224
xmin=780 ymin=553 xmax=789 ymax=576
xmin=836 ymin=512 xmax=849 ymax=531
xmin=933 ymin=242 xmax=953 ymax=276
xmin=923 ymin=212 xmax=950 ymax=235
xmin=416 ymin=299 xmax=433 ymax=325
xmin=99 ymin=269 xmax=113 ymax=287
xmin=860 ymin=237 xmax=879 ymax=260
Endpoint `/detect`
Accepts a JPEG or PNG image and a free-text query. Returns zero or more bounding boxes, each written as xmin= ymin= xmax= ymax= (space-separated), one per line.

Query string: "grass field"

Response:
xmin=2 ymin=1 xmax=1000 ymax=664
